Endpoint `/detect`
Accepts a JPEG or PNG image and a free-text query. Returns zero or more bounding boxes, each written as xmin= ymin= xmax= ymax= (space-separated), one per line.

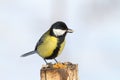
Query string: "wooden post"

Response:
xmin=40 ymin=62 xmax=78 ymax=80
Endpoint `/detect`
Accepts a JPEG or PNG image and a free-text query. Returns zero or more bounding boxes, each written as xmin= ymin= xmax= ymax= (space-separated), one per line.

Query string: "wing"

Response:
xmin=35 ymin=30 xmax=50 ymax=51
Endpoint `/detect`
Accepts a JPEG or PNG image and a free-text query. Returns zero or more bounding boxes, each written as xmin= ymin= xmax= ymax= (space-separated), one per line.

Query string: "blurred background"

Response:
xmin=0 ymin=0 xmax=120 ymax=80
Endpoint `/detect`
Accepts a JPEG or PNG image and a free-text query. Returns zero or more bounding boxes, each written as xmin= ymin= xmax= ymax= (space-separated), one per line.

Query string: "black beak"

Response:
xmin=67 ymin=29 xmax=73 ymax=33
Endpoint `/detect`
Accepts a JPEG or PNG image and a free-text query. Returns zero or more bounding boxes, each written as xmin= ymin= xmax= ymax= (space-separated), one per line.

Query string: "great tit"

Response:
xmin=21 ymin=21 xmax=73 ymax=63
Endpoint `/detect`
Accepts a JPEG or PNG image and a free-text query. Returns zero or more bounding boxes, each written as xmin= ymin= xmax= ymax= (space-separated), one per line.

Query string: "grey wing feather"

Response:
xmin=35 ymin=30 xmax=49 ymax=50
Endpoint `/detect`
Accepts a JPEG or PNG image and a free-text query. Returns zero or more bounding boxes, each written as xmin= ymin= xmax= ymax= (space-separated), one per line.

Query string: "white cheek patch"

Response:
xmin=53 ymin=29 xmax=66 ymax=36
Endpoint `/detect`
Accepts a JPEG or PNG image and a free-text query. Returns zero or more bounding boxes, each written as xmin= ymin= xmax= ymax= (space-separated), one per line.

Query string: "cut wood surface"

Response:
xmin=40 ymin=62 xmax=78 ymax=80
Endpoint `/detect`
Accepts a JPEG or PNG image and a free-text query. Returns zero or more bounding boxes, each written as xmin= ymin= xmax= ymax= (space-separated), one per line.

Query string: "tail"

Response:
xmin=21 ymin=51 xmax=37 ymax=57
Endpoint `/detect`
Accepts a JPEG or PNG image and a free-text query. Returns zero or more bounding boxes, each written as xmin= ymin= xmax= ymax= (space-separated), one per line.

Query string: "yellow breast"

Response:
xmin=37 ymin=35 xmax=58 ymax=58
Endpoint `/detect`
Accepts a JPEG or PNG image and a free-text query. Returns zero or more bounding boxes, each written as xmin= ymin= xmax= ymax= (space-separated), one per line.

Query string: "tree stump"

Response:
xmin=40 ymin=62 xmax=78 ymax=80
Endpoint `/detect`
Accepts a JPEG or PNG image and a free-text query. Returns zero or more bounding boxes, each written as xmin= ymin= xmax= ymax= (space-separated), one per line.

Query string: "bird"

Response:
xmin=21 ymin=21 xmax=73 ymax=63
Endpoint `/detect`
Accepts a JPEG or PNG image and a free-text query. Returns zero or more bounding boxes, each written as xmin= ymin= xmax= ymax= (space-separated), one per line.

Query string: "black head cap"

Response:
xmin=50 ymin=21 xmax=68 ymax=30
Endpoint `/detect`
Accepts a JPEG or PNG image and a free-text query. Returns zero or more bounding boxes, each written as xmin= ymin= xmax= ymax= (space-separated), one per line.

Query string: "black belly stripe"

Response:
xmin=45 ymin=45 xmax=60 ymax=59
xmin=45 ymin=35 xmax=65 ymax=59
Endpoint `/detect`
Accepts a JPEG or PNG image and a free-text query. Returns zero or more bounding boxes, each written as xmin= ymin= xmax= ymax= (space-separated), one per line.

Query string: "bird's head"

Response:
xmin=50 ymin=21 xmax=73 ymax=37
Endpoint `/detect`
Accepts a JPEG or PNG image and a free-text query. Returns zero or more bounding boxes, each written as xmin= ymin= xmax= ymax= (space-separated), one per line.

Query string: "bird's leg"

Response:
xmin=54 ymin=58 xmax=58 ymax=63
xmin=44 ymin=58 xmax=48 ymax=64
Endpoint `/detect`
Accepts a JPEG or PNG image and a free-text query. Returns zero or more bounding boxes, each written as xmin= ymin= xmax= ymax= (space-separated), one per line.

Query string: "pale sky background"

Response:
xmin=0 ymin=0 xmax=120 ymax=80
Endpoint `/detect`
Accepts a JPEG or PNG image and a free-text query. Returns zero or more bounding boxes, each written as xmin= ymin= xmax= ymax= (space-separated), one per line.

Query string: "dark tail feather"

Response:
xmin=21 ymin=51 xmax=37 ymax=57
